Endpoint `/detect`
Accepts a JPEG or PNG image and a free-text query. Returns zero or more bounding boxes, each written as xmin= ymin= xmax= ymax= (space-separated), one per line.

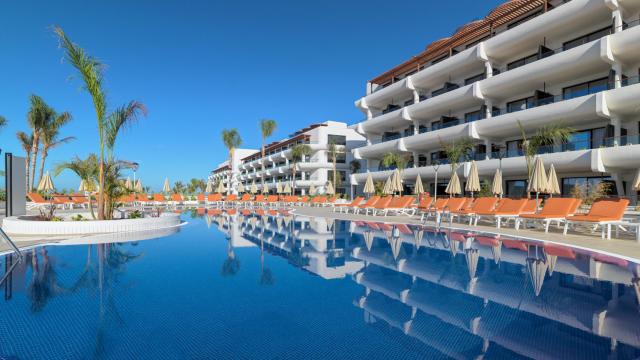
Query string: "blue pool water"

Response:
xmin=1 ymin=210 xmax=640 ymax=359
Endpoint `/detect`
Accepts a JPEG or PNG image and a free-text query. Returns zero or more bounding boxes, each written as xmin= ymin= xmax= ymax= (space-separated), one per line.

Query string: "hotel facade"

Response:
xmin=350 ymin=0 xmax=640 ymax=202
xmin=211 ymin=121 xmax=365 ymax=195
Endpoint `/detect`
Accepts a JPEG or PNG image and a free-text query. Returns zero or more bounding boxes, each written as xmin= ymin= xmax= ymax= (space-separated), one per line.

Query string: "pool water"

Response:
xmin=1 ymin=210 xmax=639 ymax=359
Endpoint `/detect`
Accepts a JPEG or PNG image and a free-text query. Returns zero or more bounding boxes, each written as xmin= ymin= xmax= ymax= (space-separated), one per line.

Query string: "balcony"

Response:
xmin=482 ymin=39 xmax=610 ymax=99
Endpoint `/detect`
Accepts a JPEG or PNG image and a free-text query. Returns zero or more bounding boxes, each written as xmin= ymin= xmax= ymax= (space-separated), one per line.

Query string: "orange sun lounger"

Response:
xmin=515 ymin=198 xmax=581 ymax=232
xmin=563 ymin=198 xmax=629 ymax=239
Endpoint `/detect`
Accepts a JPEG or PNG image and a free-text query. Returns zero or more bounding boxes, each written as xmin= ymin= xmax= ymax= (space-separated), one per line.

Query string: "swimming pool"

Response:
xmin=1 ymin=210 xmax=639 ymax=359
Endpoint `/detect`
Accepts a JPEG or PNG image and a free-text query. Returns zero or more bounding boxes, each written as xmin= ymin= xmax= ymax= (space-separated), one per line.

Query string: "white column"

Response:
xmin=612 ymin=62 xmax=622 ymax=89
xmin=413 ymin=121 xmax=419 ymax=135
xmin=612 ymin=116 xmax=622 ymax=146
xmin=484 ymin=61 xmax=493 ymax=78
xmin=484 ymin=139 xmax=491 ymax=160
xmin=612 ymin=172 xmax=625 ymax=197
xmin=612 ymin=8 xmax=623 ymax=33
xmin=413 ymin=89 xmax=420 ymax=104
xmin=412 ymin=152 xmax=418 ymax=168
xmin=484 ymin=99 xmax=493 ymax=119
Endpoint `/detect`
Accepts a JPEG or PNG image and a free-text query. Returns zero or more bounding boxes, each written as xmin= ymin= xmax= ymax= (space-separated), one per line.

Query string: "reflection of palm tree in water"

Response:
xmin=93 ymin=243 xmax=142 ymax=358
xmin=259 ymin=229 xmax=275 ymax=286
xmin=27 ymin=248 xmax=67 ymax=312
xmin=221 ymin=240 xmax=240 ymax=277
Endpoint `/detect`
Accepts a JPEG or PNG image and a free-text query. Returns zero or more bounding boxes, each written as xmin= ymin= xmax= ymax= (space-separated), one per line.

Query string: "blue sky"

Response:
xmin=0 ymin=0 xmax=502 ymax=191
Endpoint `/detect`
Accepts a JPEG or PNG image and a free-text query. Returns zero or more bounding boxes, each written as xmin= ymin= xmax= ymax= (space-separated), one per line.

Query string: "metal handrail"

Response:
xmin=422 ymin=203 xmax=436 ymax=224
xmin=438 ymin=205 xmax=451 ymax=231
xmin=0 ymin=228 xmax=23 ymax=286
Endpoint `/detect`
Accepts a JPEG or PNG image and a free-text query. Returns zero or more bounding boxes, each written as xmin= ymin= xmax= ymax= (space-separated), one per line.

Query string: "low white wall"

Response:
xmin=1 ymin=213 xmax=182 ymax=236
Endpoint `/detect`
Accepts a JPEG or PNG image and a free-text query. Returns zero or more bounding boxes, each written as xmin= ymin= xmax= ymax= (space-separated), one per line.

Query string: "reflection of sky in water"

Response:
xmin=0 ymin=212 xmax=639 ymax=359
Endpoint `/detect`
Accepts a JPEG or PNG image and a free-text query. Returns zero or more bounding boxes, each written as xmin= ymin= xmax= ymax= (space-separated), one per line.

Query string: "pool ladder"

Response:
xmin=0 ymin=228 xmax=23 ymax=286
xmin=422 ymin=204 xmax=452 ymax=231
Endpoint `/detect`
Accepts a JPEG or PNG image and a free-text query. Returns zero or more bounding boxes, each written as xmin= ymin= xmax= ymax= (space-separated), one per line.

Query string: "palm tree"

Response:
xmin=221 ymin=129 xmax=242 ymax=195
xmin=38 ymin=115 xmax=75 ymax=186
xmin=442 ymin=137 xmax=474 ymax=173
xmin=0 ymin=116 xmax=6 ymax=134
xmin=26 ymin=95 xmax=55 ymax=190
xmin=381 ymin=152 xmax=409 ymax=171
xmin=55 ymin=154 xmax=98 ymax=219
xmin=55 ymin=27 xmax=147 ymax=219
xmin=349 ymin=160 xmax=361 ymax=199
xmin=259 ymin=119 xmax=277 ymax=187
xmin=518 ymin=121 xmax=574 ymax=180
xmin=16 ymin=131 xmax=33 ymax=190
xmin=327 ymin=140 xmax=343 ymax=194
xmin=221 ymin=241 xmax=240 ymax=277
xmin=102 ymin=159 xmax=138 ymax=219
xmin=172 ymin=181 xmax=186 ymax=194
xmin=187 ymin=178 xmax=206 ymax=194
xmin=290 ymin=144 xmax=312 ymax=193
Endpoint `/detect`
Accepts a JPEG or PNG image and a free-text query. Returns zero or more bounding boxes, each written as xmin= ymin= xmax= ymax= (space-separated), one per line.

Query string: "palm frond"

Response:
xmin=16 ymin=131 xmax=33 ymax=153
xmin=47 ymin=136 xmax=76 ymax=150
xmin=290 ymin=144 xmax=312 ymax=162
xmin=221 ymin=129 xmax=242 ymax=150
xmin=0 ymin=116 xmax=7 ymax=130
xmin=54 ymin=27 xmax=107 ymax=131
xmin=260 ymin=119 xmax=277 ymax=140
xmin=105 ymin=101 xmax=148 ymax=150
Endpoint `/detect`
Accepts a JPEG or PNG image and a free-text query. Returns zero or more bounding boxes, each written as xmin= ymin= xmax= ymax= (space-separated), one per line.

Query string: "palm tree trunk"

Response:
xmin=88 ymin=194 xmax=96 ymax=219
xmin=292 ymin=162 xmax=297 ymax=193
xmin=332 ymin=156 xmax=337 ymax=193
xmin=261 ymin=144 xmax=265 ymax=187
xmin=97 ymin=149 xmax=105 ymax=220
xmin=24 ymin=154 xmax=31 ymax=192
xmin=38 ymin=147 xmax=48 ymax=187
xmin=29 ymin=135 xmax=39 ymax=190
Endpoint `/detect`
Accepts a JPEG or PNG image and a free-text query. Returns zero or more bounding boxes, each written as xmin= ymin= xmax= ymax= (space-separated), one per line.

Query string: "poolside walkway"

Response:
xmin=292 ymin=206 xmax=640 ymax=263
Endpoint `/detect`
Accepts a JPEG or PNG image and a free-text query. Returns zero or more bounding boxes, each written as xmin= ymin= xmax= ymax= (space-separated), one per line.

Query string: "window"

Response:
xmin=562 ymin=176 xmax=617 ymax=197
xmin=564 ymin=127 xmax=606 ymax=151
xmin=563 ymin=26 xmax=611 ymax=51
xmin=507 ymin=97 xmax=533 ymax=113
xmin=431 ymin=117 xmax=459 ymax=131
xmin=381 ymin=131 xmax=401 ymax=142
xmin=417 ymin=154 xmax=427 ymax=167
xmin=328 ymin=170 xmax=347 ymax=183
xmin=336 ymin=153 xmax=346 ymax=164
xmin=382 ymin=104 xmax=401 ymax=114
xmin=563 ymin=77 xmax=609 ymax=100
xmin=430 ymin=151 xmax=447 ymax=165
xmin=464 ymin=109 xmax=484 ymax=123
xmin=465 ymin=73 xmax=485 ymax=85
xmin=432 ymin=82 xmax=459 ymax=97
xmin=507 ymin=53 xmax=538 ymax=71
xmin=404 ymin=125 xmax=415 ymax=137
xmin=328 ymin=134 xmax=346 ymax=146
xmin=506 ymin=180 xmax=528 ymax=198
xmin=404 ymin=99 xmax=414 ymax=107
xmin=506 ymin=140 xmax=523 ymax=157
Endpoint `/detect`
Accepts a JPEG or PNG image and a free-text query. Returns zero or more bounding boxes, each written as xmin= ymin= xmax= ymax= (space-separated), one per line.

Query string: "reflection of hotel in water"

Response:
xmin=349 ymin=222 xmax=640 ymax=359
xmin=209 ymin=211 xmax=363 ymax=279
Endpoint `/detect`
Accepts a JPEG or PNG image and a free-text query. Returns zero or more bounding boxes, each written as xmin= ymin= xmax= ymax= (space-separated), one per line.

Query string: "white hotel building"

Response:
xmin=351 ymin=0 xmax=640 ymax=202
xmin=212 ymin=121 xmax=365 ymax=195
